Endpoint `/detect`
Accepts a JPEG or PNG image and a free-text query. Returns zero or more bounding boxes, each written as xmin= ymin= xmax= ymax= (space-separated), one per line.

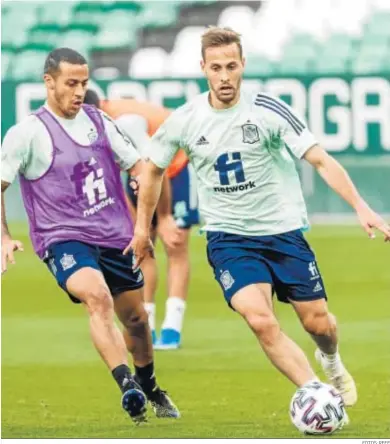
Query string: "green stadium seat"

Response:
xmin=360 ymin=33 xmax=390 ymax=47
xmin=138 ymin=2 xmax=178 ymax=28
xmin=2 ymin=25 xmax=29 ymax=47
xmin=275 ymin=58 xmax=313 ymax=75
xmin=364 ymin=12 xmax=390 ymax=36
xmin=101 ymin=10 xmax=138 ymax=29
xmin=1 ymin=51 xmax=13 ymax=80
xmin=58 ymin=29 xmax=96 ymax=56
xmin=245 ymin=54 xmax=275 ymax=76
xmin=71 ymin=1 xmax=108 ymax=27
xmin=28 ymin=24 xmax=63 ymax=47
xmin=351 ymin=44 xmax=388 ymax=74
xmin=37 ymin=1 xmax=74 ymax=26
xmin=11 ymin=49 xmax=49 ymax=80
xmin=351 ymin=57 xmax=384 ymax=74
xmin=92 ymin=11 xmax=139 ymax=50
xmin=382 ymin=51 xmax=390 ymax=71
xmin=72 ymin=1 xmax=108 ymax=15
xmin=5 ymin=1 xmax=40 ymax=18
xmin=312 ymin=57 xmax=349 ymax=74
xmin=358 ymin=42 xmax=388 ymax=59
xmin=274 ymin=33 xmax=320 ymax=74
xmin=108 ymin=1 xmax=142 ymax=13
xmin=324 ymin=34 xmax=355 ymax=53
xmin=282 ymin=33 xmax=319 ymax=60
xmin=312 ymin=34 xmax=355 ymax=74
xmin=93 ymin=28 xmax=138 ymax=51
xmin=2 ymin=9 xmax=38 ymax=47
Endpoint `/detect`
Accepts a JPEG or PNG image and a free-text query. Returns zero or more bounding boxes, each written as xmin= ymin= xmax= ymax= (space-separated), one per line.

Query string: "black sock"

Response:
xmin=135 ymin=362 xmax=157 ymax=395
xmin=112 ymin=364 xmax=133 ymax=394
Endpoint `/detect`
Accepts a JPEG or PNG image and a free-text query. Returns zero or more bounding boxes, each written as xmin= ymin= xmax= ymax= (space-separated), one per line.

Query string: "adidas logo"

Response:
xmin=195 ymin=136 xmax=209 ymax=145
xmin=313 ymin=281 xmax=323 ymax=293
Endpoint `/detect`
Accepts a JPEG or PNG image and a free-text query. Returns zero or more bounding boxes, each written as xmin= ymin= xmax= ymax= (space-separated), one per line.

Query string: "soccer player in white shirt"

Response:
xmin=128 ymin=27 xmax=390 ymax=407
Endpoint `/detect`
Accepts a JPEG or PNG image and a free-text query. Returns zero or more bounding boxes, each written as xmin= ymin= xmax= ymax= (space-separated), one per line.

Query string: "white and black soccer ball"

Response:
xmin=290 ymin=381 xmax=348 ymax=435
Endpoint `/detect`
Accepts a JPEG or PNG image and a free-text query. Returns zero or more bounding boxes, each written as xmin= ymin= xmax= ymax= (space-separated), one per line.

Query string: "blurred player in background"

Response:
xmin=1 ymin=48 xmax=180 ymax=423
xmin=130 ymin=27 xmax=390 ymax=407
xmin=84 ymin=89 xmax=199 ymax=350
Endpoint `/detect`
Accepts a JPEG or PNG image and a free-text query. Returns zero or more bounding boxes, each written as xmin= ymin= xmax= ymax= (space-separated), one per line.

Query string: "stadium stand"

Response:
xmin=1 ymin=0 xmax=389 ymax=79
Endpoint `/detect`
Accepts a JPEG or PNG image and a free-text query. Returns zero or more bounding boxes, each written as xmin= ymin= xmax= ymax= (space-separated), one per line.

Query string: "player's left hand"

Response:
xmin=356 ymin=201 xmax=390 ymax=242
xmin=123 ymin=229 xmax=155 ymax=269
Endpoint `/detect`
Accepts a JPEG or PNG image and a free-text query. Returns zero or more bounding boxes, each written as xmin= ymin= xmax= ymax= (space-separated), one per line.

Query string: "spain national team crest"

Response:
xmin=87 ymin=129 xmax=98 ymax=143
xmin=220 ymin=270 xmax=235 ymax=290
xmin=242 ymin=122 xmax=260 ymax=144
xmin=60 ymin=253 xmax=77 ymax=271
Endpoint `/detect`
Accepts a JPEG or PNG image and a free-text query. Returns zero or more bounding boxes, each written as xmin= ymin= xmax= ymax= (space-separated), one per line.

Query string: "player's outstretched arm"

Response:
xmin=1 ymin=181 xmax=24 ymax=274
xmin=123 ymin=161 xmax=165 ymax=267
xmin=125 ymin=106 xmax=184 ymax=261
xmin=304 ymin=145 xmax=390 ymax=241
xmin=156 ymin=175 xmax=182 ymax=250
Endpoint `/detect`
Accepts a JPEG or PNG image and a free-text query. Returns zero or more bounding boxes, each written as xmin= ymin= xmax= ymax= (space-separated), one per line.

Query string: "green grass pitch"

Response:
xmin=2 ymin=224 xmax=390 ymax=438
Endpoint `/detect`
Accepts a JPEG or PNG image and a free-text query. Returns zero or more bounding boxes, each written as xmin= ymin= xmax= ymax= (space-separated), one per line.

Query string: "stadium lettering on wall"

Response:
xmin=3 ymin=76 xmax=390 ymax=155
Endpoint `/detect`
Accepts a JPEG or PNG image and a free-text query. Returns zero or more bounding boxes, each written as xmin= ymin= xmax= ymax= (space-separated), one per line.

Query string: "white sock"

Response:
xmin=144 ymin=302 xmax=156 ymax=332
xmin=161 ymin=297 xmax=186 ymax=333
xmin=321 ymin=349 xmax=345 ymax=374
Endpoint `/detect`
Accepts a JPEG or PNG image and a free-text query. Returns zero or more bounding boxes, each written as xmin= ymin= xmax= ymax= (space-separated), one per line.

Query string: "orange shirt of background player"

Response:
xmin=101 ymin=99 xmax=188 ymax=179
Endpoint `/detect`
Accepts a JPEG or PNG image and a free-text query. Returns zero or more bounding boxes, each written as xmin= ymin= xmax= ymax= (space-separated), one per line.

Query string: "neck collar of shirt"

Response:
xmin=206 ymin=91 xmax=242 ymax=114
xmin=43 ymin=102 xmax=82 ymax=123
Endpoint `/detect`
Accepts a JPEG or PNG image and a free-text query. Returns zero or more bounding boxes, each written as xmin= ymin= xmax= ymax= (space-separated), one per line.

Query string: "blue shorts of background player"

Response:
xmin=127 ymin=164 xmax=199 ymax=229
xmin=206 ymin=229 xmax=327 ymax=307
xmin=44 ymin=240 xmax=143 ymax=303
xmin=127 ymin=163 xmax=199 ymax=349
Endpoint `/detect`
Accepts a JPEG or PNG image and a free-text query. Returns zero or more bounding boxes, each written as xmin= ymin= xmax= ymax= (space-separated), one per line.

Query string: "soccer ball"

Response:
xmin=290 ymin=381 xmax=348 ymax=435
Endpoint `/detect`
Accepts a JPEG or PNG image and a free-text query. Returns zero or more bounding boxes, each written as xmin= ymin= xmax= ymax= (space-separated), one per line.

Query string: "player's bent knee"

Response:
xmin=84 ymin=286 xmax=113 ymax=315
xmin=301 ymin=310 xmax=336 ymax=336
xmin=244 ymin=312 xmax=280 ymax=345
xmin=120 ymin=305 xmax=149 ymax=331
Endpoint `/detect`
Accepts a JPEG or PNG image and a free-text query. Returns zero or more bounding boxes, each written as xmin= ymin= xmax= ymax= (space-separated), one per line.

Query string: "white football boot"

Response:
xmin=315 ymin=349 xmax=358 ymax=407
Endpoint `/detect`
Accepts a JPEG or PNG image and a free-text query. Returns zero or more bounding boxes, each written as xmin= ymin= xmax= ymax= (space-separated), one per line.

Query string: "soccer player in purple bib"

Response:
xmin=1 ymin=48 xmax=179 ymax=423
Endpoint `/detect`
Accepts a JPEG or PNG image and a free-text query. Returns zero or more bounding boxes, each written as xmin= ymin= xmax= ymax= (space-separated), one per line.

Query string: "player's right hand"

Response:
xmin=124 ymin=229 xmax=154 ymax=269
xmin=129 ymin=176 xmax=140 ymax=195
xmin=1 ymin=236 xmax=24 ymax=274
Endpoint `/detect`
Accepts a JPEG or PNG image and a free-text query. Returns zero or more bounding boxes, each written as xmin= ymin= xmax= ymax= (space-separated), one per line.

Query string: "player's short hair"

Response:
xmin=44 ymin=47 xmax=87 ymax=76
xmin=84 ymin=89 xmax=101 ymax=108
xmin=201 ymin=26 xmax=242 ymax=60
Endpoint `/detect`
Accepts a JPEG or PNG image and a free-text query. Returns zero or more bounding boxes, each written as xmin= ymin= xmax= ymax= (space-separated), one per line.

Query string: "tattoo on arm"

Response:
xmin=1 ymin=181 xmax=11 ymax=238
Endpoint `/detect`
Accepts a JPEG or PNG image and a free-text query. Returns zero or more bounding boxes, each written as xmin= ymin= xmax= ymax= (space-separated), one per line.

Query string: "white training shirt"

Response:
xmin=148 ymin=90 xmax=317 ymax=236
xmin=1 ymin=104 xmax=141 ymax=183
xmin=114 ymin=114 xmax=152 ymax=159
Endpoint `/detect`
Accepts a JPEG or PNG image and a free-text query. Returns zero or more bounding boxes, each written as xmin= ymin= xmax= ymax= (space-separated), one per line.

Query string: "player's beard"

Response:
xmin=214 ymin=77 xmax=241 ymax=105
xmin=54 ymin=89 xmax=80 ymax=119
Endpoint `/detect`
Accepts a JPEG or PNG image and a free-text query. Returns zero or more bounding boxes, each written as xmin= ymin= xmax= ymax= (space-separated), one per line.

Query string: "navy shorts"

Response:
xmin=127 ymin=164 xmax=199 ymax=229
xmin=43 ymin=241 xmax=144 ymax=303
xmin=206 ymin=230 xmax=327 ymax=307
